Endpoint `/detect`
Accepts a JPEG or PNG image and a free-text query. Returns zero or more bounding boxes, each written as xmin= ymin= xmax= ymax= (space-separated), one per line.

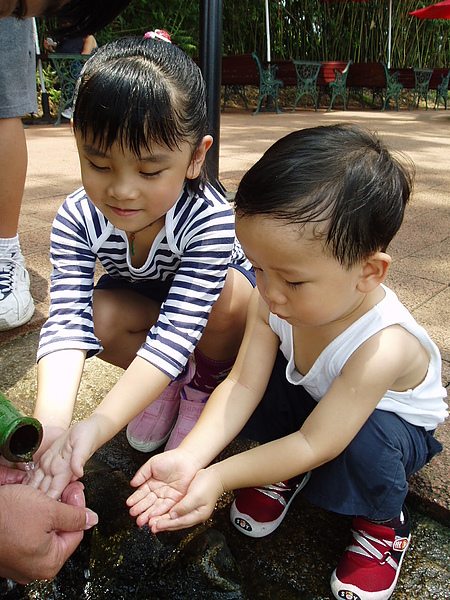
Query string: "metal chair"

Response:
xmin=251 ymin=52 xmax=284 ymax=115
xmin=381 ymin=62 xmax=403 ymax=111
xmin=410 ymin=68 xmax=433 ymax=110
xmin=327 ymin=60 xmax=353 ymax=112
xmin=49 ymin=53 xmax=89 ymax=126
xmin=435 ymin=69 xmax=450 ymax=110
xmin=291 ymin=61 xmax=322 ymax=112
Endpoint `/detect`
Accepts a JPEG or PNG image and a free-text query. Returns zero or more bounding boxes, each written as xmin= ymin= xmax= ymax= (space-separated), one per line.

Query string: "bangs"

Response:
xmin=73 ymin=56 xmax=185 ymax=156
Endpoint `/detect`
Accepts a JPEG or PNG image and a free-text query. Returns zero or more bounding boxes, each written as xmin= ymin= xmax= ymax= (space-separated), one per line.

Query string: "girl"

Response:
xmin=31 ymin=36 xmax=254 ymax=480
xmin=125 ymin=125 xmax=447 ymax=600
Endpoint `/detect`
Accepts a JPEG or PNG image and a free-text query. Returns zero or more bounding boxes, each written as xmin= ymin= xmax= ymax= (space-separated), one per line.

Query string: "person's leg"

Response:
xmin=191 ymin=266 xmax=254 ymax=391
xmin=93 ymin=281 xmax=195 ymax=452
xmin=301 ymin=410 xmax=442 ymax=600
xmin=229 ymin=350 xmax=317 ymax=536
xmin=93 ymin=287 xmax=160 ymax=369
xmin=0 ymin=18 xmax=38 ymax=330
xmin=0 ymin=118 xmax=27 ymax=239
xmin=165 ymin=266 xmax=254 ymax=449
xmin=303 ymin=409 xmax=441 ymax=519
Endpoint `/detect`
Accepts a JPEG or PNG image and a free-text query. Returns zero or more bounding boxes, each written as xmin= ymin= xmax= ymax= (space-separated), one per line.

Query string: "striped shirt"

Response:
xmin=38 ymin=183 xmax=251 ymax=379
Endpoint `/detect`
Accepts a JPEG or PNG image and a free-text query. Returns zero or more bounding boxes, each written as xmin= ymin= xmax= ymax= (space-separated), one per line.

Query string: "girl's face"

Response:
xmin=75 ymin=131 xmax=212 ymax=233
xmin=235 ymin=215 xmax=367 ymax=329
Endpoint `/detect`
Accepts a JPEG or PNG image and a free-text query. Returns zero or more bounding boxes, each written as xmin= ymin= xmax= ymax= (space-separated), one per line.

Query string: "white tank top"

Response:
xmin=269 ymin=285 xmax=448 ymax=430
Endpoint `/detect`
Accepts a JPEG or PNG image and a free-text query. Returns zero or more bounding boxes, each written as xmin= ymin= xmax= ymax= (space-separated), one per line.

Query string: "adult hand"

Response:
xmin=0 ymin=464 xmax=27 ymax=484
xmin=0 ymin=480 xmax=98 ymax=584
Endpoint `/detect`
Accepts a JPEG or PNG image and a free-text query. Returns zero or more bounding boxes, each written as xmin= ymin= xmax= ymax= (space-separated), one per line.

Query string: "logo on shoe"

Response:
xmin=393 ymin=536 xmax=409 ymax=552
xmin=234 ymin=517 xmax=252 ymax=532
xmin=338 ymin=591 xmax=361 ymax=600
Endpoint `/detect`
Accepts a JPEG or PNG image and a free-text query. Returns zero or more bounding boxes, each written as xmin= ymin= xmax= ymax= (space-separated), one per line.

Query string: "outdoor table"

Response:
xmin=410 ymin=68 xmax=434 ymax=110
xmin=292 ymin=60 xmax=322 ymax=112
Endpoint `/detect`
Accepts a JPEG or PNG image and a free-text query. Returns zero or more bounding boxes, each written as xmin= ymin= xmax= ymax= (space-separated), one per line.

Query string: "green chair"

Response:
xmin=251 ymin=52 xmax=284 ymax=115
xmin=435 ymin=69 xmax=450 ymax=110
xmin=222 ymin=84 xmax=248 ymax=112
xmin=292 ymin=61 xmax=322 ymax=112
xmin=410 ymin=68 xmax=433 ymax=110
xmin=381 ymin=62 xmax=403 ymax=111
xmin=327 ymin=60 xmax=353 ymax=112
xmin=49 ymin=53 xmax=90 ymax=126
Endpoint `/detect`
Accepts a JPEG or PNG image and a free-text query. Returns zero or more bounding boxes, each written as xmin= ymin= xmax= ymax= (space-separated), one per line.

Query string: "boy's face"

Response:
xmin=235 ymin=214 xmax=366 ymax=329
xmin=1 ymin=0 xmax=68 ymax=19
xmin=75 ymin=132 xmax=209 ymax=233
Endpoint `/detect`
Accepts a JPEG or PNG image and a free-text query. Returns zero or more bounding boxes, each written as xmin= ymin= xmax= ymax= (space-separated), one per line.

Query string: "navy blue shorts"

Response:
xmin=240 ymin=350 xmax=443 ymax=520
xmin=95 ymin=263 xmax=256 ymax=303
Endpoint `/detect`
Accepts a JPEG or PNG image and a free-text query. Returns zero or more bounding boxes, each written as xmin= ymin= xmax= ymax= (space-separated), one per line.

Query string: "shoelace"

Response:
xmin=348 ymin=526 xmax=407 ymax=572
xmin=0 ymin=255 xmax=20 ymax=297
xmin=255 ymin=482 xmax=290 ymax=507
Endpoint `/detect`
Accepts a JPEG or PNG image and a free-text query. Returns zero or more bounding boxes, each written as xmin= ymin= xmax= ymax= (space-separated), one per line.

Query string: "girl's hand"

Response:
xmin=127 ymin=448 xmax=203 ymax=526
xmin=33 ymin=424 xmax=67 ymax=463
xmin=147 ymin=467 xmax=225 ymax=533
xmin=28 ymin=419 xmax=100 ymax=500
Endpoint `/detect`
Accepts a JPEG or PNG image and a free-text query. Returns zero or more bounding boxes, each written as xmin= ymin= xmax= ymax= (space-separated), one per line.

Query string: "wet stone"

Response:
xmin=0 ymin=431 xmax=449 ymax=599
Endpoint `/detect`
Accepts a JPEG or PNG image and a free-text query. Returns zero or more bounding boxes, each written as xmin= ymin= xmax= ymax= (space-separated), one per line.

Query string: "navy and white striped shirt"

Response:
xmin=38 ymin=182 xmax=251 ymax=379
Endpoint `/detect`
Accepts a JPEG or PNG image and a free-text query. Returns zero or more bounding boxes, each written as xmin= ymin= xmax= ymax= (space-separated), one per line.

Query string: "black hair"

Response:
xmin=72 ymin=37 xmax=209 ymax=191
xmin=53 ymin=0 xmax=133 ymax=38
xmin=234 ymin=124 xmax=414 ymax=267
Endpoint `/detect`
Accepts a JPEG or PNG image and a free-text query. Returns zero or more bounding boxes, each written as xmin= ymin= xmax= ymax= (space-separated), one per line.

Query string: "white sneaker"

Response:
xmin=0 ymin=249 xmax=35 ymax=331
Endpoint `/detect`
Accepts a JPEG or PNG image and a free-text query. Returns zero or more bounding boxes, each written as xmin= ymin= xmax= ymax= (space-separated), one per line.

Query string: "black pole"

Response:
xmin=199 ymin=0 xmax=226 ymax=194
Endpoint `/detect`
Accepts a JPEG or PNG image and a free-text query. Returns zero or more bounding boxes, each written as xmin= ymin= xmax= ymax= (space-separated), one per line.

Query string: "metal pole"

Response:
xmin=388 ymin=0 xmax=392 ymax=68
xmin=199 ymin=0 xmax=226 ymax=194
xmin=265 ymin=0 xmax=271 ymax=63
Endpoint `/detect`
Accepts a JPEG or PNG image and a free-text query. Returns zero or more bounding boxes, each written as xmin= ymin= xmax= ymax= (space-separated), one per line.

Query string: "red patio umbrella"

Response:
xmin=410 ymin=0 xmax=450 ymax=19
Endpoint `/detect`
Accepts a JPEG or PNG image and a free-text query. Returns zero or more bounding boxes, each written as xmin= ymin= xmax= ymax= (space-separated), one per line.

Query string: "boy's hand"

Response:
xmin=127 ymin=448 xmax=203 ymax=526
xmin=28 ymin=419 xmax=100 ymax=500
xmin=148 ymin=467 xmax=224 ymax=532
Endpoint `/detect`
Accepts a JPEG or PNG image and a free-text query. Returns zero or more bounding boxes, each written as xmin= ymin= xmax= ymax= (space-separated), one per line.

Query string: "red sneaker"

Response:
xmin=230 ymin=472 xmax=311 ymax=538
xmin=330 ymin=507 xmax=411 ymax=600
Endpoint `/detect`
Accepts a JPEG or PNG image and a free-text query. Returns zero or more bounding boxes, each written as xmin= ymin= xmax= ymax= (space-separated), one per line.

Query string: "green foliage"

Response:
xmin=36 ymin=0 xmax=450 ymax=70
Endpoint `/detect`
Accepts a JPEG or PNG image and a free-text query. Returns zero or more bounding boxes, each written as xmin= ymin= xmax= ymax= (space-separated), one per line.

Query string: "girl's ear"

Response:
xmin=357 ymin=251 xmax=392 ymax=293
xmin=186 ymin=135 xmax=213 ymax=180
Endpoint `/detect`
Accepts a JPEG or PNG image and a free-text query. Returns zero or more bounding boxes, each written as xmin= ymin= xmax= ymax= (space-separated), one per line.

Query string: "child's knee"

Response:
xmin=92 ymin=290 xmax=124 ymax=343
xmin=208 ymin=268 xmax=253 ymax=334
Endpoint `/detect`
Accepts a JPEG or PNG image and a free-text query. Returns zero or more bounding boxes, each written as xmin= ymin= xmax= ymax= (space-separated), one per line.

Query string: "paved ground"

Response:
xmin=0 ymin=106 xmax=448 ymax=597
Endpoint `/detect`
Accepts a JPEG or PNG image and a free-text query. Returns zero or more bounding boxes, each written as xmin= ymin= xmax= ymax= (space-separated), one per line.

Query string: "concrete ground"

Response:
xmin=0 ymin=106 xmax=449 ymax=597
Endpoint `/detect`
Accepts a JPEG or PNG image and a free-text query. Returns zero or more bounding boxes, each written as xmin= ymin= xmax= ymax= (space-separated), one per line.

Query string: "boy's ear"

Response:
xmin=357 ymin=252 xmax=391 ymax=293
xmin=186 ymin=135 xmax=213 ymax=180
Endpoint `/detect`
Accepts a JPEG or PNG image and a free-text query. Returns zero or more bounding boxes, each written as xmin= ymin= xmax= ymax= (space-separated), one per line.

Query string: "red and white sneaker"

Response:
xmin=330 ymin=507 xmax=411 ymax=600
xmin=126 ymin=360 xmax=194 ymax=452
xmin=230 ymin=472 xmax=311 ymax=538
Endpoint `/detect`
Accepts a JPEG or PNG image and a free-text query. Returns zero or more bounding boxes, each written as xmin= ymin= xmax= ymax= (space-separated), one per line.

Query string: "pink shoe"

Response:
xmin=126 ymin=360 xmax=194 ymax=452
xmin=165 ymin=386 xmax=209 ymax=450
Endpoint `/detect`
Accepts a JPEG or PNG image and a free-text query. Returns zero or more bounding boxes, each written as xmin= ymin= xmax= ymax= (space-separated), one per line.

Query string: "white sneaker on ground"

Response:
xmin=0 ymin=248 xmax=35 ymax=331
